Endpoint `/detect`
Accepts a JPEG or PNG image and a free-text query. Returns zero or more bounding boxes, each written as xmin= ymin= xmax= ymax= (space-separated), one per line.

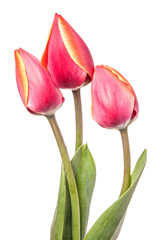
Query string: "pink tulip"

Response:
xmin=15 ymin=48 xmax=64 ymax=116
xmin=91 ymin=65 xmax=139 ymax=130
xmin=41 ymin=13 xmax=94 ymax=90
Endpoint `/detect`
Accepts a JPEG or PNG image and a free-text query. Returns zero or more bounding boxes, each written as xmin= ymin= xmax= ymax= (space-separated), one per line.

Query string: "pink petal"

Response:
xmin=106 ymin=66 xmax=139 ymax=122
xmin=58 ymin=15 xmax=94 ymax=79
xmin=14 ymin=50 xmax=28 ymax=107
xmin=41 ymin=14 xmax=94 ymax=89
xmin=18 ymin=48 xmax=64 ymax=116
xmin=92 ymin=66 xmax=135 ymax=129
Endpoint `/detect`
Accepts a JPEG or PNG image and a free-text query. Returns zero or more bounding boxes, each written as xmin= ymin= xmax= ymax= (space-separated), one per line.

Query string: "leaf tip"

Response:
xmin=83 ymin=143 xmax=88 ymax=150
xmin=142 ymin=148 xmax=147 ymax=161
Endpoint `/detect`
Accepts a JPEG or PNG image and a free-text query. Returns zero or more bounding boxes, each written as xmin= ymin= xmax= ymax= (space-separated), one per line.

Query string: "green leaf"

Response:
xmin=51 ymin=144 xmax=96 ymax=240
xmin=84 ymin=149 xmax=147 ymax=240
xmin=50 ymin=165 xmax=67 ymax=240
xmin=72 ymin=144 xmax=96 ymax=240
xmin=62 ymin=181 xmax=72 ymax=239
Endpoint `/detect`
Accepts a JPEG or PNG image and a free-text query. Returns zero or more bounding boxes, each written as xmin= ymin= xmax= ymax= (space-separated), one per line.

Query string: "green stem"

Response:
xmin=47 ymin=115 xmax=80 ymax=240
xmin=72 ymin=89 xmax=83 ymax=151
xmin=119 ymin=127 xmax=131 ymax=197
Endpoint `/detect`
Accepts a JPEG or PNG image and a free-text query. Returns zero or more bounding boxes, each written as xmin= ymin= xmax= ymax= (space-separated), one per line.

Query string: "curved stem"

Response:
xmin=72 ymin=89 xmax=83 ymax=151
xmin=119 ymin=127 xmax=131 ymax=197
xmin=47 ymin=115 xmax=80 ymax=240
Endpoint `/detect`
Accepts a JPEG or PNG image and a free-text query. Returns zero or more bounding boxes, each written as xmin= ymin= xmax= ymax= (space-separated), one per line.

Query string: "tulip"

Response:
xmin=91 ymin=65 xmax=139 ymax=130
xmin=41 ymin=13 xmax=94 ymax=90
xmin=15 ymin=48 xmax=80 ymax=239
xmin=15 ymin=48 xmax=64 ymax=116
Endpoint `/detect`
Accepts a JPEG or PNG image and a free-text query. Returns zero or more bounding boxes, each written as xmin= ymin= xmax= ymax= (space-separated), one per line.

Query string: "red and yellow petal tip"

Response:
xmin=15 ymin=49 xmax=28 ymax=106
xmin=101 ymin=65 xmax=132 ymax=91
xmin=41 ymin=22 xmax=54 ymax=69
xmin=58 ymin=14 xmax=94 ymax=77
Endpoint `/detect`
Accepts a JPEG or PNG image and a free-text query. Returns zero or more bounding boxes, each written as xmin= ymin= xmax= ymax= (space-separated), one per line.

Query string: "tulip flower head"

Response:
xmin=15 ymin=48 xmax=64 ymax=116
xmin=41 ymin=13 xmax=94 ymax=90
xmin=91 ymin=65 xmax=139 ymax=130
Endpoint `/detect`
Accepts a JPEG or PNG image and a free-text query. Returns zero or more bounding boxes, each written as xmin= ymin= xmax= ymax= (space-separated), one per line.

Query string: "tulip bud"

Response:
xmin=91 ymin=65 xmax=139 ymax=130
xmin=41 ymin=13 xmax=94 ymax=90
xmin=15 ymin=48 xmax=64 ymax=116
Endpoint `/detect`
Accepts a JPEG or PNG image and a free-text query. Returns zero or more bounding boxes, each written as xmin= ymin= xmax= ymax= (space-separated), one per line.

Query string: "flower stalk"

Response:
xmin=72 ymin=89 xmax=83 ymax=151
xmin=119 ymin=127 xmax=131 ymax=197
xmin=47 ymin=115 xmax=80 ymax=240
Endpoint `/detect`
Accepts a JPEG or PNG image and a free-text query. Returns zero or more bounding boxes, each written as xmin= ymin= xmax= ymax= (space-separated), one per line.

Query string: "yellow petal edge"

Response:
xmin=58 ymin=15 xmax=89 ymax=74
xmin=15 ymin=51 xmax=28 ymax=106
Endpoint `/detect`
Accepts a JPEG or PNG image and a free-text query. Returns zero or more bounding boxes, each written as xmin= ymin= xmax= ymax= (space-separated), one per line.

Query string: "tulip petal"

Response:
xmin=41 ymin=23 xmax=53 ymax=69
xmin=92 ymin=66 xmax=135 ymax=129
xmin=106 ymin=66 xmax=130 ymax=86
xmin=132 ymin=97 xmax=139 ymax=121
xmin=106 ymin=66 xmax=139 ymax=121
xmin=41 ymin=14 xmax=94 ymax=89
xmin=15 ymin=50 xmax=28 ymax=106
xmin=58 ymin=15 xmax=94 ymax=78
xmin=17 ymin=48 xmax=64 ymax=116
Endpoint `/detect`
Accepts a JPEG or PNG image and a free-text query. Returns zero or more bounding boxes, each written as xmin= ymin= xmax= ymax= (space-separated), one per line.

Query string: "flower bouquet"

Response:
xmin=14 ymin=13 xmax=146 ymax=240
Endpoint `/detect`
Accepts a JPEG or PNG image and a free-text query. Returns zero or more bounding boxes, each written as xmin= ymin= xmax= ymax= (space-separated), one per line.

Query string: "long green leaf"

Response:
xmin=62 ymin=180 xmax=72 ymax=239
xmin=72 ymin=144 xmax=96 ymax=239
xmin=84 ymin=149 xmax=147 ymax=240
xmin=51 ymin=144 xmax=96 ymax=240
xmin=50 ymin=165 xmax=67 ymax=240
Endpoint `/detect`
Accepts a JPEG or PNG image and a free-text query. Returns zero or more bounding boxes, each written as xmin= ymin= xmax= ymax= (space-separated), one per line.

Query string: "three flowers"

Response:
xmin=15 ymin=13 xmax=138 ymax=130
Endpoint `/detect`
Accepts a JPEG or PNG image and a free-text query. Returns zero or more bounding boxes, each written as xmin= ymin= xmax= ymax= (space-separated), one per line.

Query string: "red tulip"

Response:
xmin=41 ymin=13 xmax=94 ymax=90
xmin=91 ymin=65 xmax=139 ymax=130
xmin=15 ymin=48 xmax=64 ymax=116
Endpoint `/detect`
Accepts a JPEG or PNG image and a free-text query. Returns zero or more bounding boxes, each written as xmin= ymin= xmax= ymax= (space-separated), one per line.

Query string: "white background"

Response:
xmin=0 ymin=0 xmax=159 ymax=239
